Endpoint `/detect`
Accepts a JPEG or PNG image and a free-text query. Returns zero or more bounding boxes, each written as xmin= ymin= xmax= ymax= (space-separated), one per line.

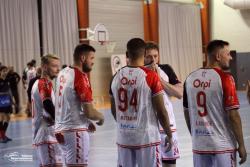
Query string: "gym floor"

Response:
xmin=0 ymin=92 xmax=249 ymax=167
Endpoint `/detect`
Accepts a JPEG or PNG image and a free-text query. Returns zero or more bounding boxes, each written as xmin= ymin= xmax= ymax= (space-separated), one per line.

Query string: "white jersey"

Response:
xmin=27 ymin=67 xmax=36 ymax=86
xmin=183 ymin=68 xmax=239 ymax=153
xmin=110 ymin=66 xmax=164 ymax=148
xmin=158 ymin=67 xmax=176 ymax=132
xmin=55 ymin=67 xmax=93 ymax=133
xmin=31 ymin=78 xmax=57 ymax=146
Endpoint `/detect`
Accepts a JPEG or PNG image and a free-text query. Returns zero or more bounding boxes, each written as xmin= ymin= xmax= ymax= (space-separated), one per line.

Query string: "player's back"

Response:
xmin=55 ymin=67 xmax=90 ymax=133
xmin=111 ymin=66 xmax=163 ymax=147
xmin=184 ymin=68 xmax=239 ymax=153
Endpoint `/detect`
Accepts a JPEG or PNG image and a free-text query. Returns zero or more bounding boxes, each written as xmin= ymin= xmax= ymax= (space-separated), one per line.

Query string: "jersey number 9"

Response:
xmin=197 ymin=91 xmax=207 ymax=117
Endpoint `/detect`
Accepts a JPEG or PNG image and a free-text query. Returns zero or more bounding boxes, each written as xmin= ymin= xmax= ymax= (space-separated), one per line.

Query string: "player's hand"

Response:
xmin=238 ymin=145 xmax=247 ymax=165
xmin=96 ymin=113 xmax=104 ymax=126
xmin=150 ymin=63 xmax=157 ymax=72
xmin=154 ymin=64 xmax=160 ymax=76
xmin=55 ymin=133 xmax=65 ymax=144
xmin=96 ymin=118 xmax=104 ymax=126
xmin=88 ymin=122 xmax=96 ymax=133
xmin=164 ymin=136 xmax=173 ymax=153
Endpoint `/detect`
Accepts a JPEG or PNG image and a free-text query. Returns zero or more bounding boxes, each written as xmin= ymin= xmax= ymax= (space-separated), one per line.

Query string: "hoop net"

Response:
xmin=99 ymin=41 xmax=116 ymax=53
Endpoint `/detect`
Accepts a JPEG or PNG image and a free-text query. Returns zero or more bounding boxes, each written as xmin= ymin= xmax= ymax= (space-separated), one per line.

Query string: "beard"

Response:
xmin=221 ymin=65 xmax=230 ymax=71
xmin=82 ymin=63 xmax=92 ymax=73
xmin=47 ymin=70 xmax=58 ymax=80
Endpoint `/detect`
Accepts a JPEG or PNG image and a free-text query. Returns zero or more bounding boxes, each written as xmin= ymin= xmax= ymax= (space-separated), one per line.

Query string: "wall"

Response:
xmin=89 ymin=0 xmax=144 ymax=100
xmin=211 ymin=0 xmax=250 ymax=52
xmin=161 ymin=0 xmax=194 ymax=3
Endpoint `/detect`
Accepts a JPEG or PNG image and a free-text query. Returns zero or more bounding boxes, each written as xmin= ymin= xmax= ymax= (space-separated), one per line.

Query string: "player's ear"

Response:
xmin=215 ymin=52 xmax=221 ymax=61
xmin=80 ymin=55 xmax=86 ymax=63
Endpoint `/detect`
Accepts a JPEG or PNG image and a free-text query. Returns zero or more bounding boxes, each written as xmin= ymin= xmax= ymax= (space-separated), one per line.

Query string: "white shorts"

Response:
xmin=193 ymin=152 xmax=236 ymax=167
xmin=36 ymin=143 xmax=63 ymax=166
xmin=58 ymin=130 xmax=89 ymax=166
xmin=117 ymin=144 xmax=162 ymax=167
xmin=160 ymin=131 xmax=180 ymax=161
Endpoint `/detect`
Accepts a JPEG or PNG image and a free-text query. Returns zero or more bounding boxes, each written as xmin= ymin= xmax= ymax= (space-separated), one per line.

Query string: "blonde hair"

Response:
xmin=41 ymin=54 xmax=59 ymax=65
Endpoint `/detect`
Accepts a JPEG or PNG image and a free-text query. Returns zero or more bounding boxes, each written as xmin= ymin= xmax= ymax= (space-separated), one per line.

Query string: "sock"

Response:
xmin=3 ymin=122 xmax=9 ymax=137
xmin=3 ymin=122 xmax=8 ymax=131
xmin=0 ymin=122 xmax=4 ymax=139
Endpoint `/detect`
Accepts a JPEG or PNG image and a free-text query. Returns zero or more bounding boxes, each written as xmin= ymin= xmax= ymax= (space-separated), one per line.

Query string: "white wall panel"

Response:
xmin=89 ymin=0 xmax=144 ymax=99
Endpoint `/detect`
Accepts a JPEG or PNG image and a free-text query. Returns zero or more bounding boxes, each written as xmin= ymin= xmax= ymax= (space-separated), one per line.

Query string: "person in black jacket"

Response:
xmin=144 ymin=42 xmax=183 ymax=167
xmin=0 ymin=66 xmax=12 ymax=143
xmin=6 ymin=66 xmax=20 ymax=114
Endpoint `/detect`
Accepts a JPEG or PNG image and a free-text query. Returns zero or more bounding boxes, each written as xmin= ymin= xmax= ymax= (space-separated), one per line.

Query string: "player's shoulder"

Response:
xmin=212 ymin=68 xmax=233 ymax=80
xmin=72 ymin=67 xmax=87 ymax=78
xmin=185 ymin=68 xmax=204 ymax=80
xmin=139 ymin=66 xmax=157 ymax=76
xmin=158 ymin=64 xmax=172 ymax=70
xmin=38 ymin=78 xmax=52 ymax=90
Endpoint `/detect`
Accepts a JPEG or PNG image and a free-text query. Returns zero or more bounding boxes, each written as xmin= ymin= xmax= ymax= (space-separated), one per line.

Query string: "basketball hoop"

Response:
xmin=99 ymin=41 xmax=106 ymax=46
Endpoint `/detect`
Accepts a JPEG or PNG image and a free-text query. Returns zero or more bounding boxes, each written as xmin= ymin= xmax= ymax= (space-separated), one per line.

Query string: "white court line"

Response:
xmin=7 ymin=135 xmax=32 ymax=141
xmin=0 ymin=144 xmax=32 ymax=152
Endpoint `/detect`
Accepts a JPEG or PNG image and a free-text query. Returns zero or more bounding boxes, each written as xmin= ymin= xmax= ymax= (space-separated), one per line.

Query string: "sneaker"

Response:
xmin=5 ymin=136 xmax=12 ymax=142
xmin=0 ymin=138 xmax=8 ymax=143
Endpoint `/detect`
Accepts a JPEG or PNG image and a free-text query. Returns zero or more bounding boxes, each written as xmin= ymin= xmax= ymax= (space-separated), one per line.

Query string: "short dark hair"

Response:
xmin=207 ymin=40 xmax=229 ymax=59
xmin=61 ymin=64 xmax=67 ymax=69
xmin=27 ymin=62 xmax=33 ymax=67
xmin=126 ymin=38 xmax=146 ymax=60
xmin=145 ymin=41 xmax=159 ymax=52
xmin=73 ymin=44 xmax=96 ymax=62
xmin=31 ymin=59 xmax=36 ymax=64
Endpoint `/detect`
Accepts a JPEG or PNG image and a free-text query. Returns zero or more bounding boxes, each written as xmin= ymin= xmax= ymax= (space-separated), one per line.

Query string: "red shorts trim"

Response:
xmin=55 ymin=128 xmax=88 ymax=133
xmin=117 ymin=141 xmax=161 ymax=149
xmin=193 ymin=149 xmax=235 ymax=154
xmin=33 ymin=141 xmax=58 ymax=147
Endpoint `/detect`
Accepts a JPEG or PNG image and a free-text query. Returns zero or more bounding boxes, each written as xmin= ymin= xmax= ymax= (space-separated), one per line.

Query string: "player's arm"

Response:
xmin=43 ymin=99 xmax=55 ymax=120
xmin=227 ymin=109 xmax=247 ymax=164
xmin=183 ymin=81 xmax=191 ymax=134
xmin=15 ymin=73 xmax=21 ymax=83
xmin=110 ymin=96 xmax=116 ymax=121
xmin=152 ymin=93 xmax=173 ymax=151
xmin=161 ymin=80 xmax=183 ymax=99
xmin=74 ymin=71 xmax=104 ymax=125
xmin=109 ymin=75 xmax=116 ymax=121
xmin=152 ymin=94 xmax=172 ymax=138
xmin=81 ymin=103 xmax=104 ymax=125
xmin=223 ymin=75 xmax=247 ymax=164
xmin=22 ymin=74 xmax=27 ymax=89
xmin=184 ymin=108 xmax=191 ymax=134
xmin=39 ymin=81 xmax=55 ymax=122
xmin=159 ymin=64 xmax=183 ymax=99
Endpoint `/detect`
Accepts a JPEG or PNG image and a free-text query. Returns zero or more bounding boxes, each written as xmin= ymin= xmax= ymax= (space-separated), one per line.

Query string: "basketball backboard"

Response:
xmin=79 ymin=23 xmax=109 ymax=44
